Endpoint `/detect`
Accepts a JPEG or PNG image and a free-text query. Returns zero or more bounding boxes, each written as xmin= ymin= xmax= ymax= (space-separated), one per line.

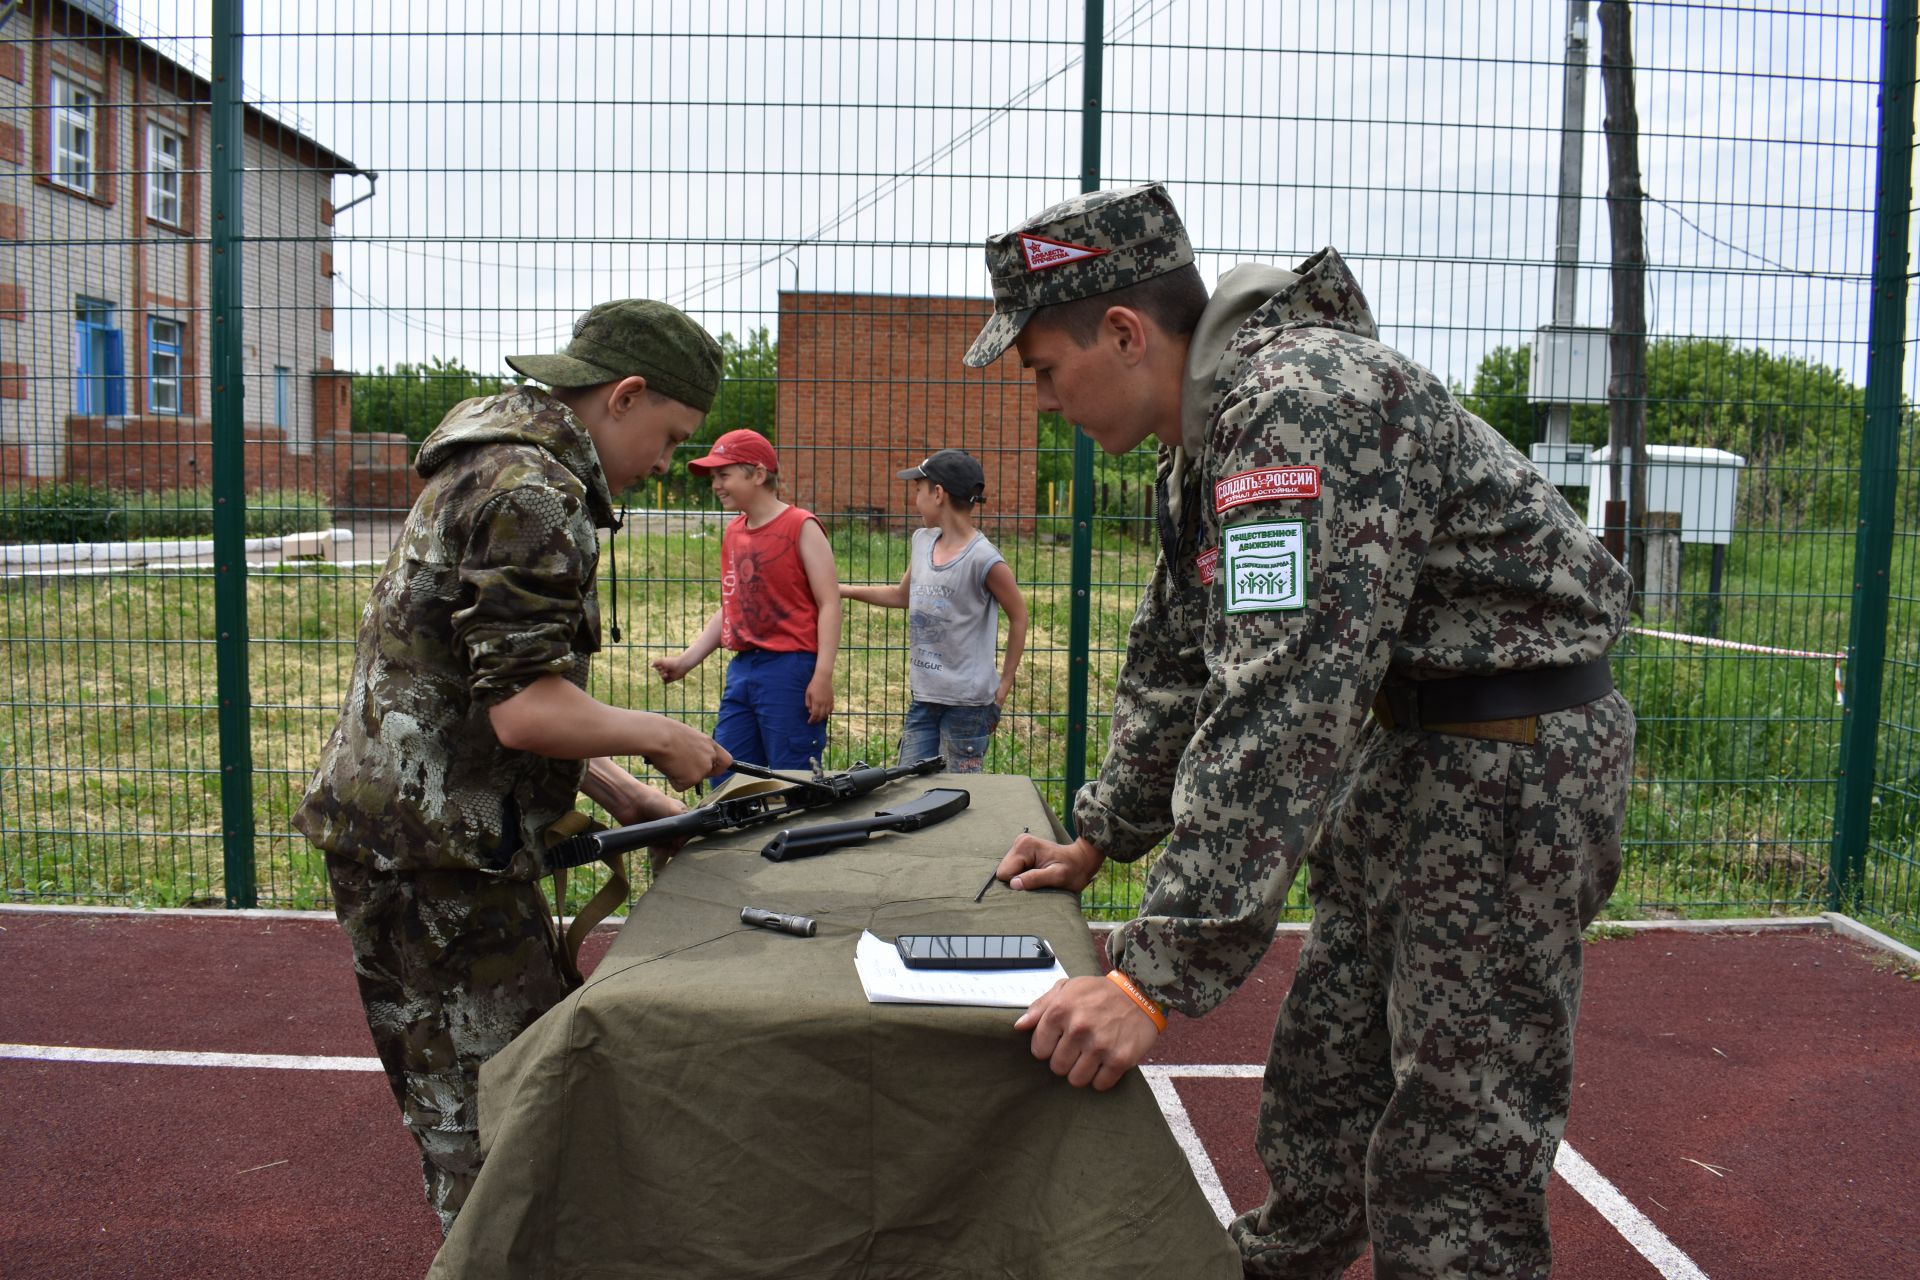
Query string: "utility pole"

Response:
xmin=1599 ymin=0 xmax=1649 ymax=593
xmin=1543 ymin=1 xmax=1591 ymax=457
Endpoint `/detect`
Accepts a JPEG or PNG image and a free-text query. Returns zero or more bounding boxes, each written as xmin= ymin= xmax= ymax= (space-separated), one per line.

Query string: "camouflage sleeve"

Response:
xmin=1071 ymin=549 xmax=1211 ymax=861
xmin=454 ymin=484 xmax=595 ymax=707
xmin=1106 ymin=382 xmax=1441 ymax=1018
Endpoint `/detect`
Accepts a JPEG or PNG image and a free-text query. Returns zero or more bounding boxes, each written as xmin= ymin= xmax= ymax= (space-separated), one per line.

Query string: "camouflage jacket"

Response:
xmin=293 ymin=386 xmax=616 ymax=879
xmin=1074 ymin=248 xmax=1632 ymax=1017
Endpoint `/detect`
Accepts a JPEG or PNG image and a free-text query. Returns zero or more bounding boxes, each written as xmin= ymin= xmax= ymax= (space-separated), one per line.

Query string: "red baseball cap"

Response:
xmin=688 ymin=428 xmax=779 ymax=475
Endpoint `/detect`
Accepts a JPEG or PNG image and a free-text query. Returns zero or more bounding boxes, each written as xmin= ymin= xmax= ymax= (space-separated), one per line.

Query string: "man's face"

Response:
xmin=597 ymin=392 xmax=703 ymax=492
xmin=1014 ymin=318 xmax=1156 ymax=456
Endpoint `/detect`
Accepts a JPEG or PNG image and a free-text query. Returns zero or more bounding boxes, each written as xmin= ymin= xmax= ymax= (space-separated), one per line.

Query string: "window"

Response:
xmin=274 ymin=365 xmax=290 ymax=430
xmin=148 ymin=124 xmax=183 ymax=225
xmin=149 ymin=318 xmax=183 ymax=415
xmin=52 ymin=76 xmax=96 ymax=194
xmin=74 ymin=297 xmax=126 ymax=417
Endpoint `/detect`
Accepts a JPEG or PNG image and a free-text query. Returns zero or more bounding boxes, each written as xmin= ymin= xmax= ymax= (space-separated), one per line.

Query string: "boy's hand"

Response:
xmin=647 ymin=720 xmax=732 ymax=791
xmin=994 ymin=678 xmax=1014 ymax=708
xmin=652 ymin=654 xmax=691 ymax=684
xmin=1013 ymin=975 xmax=1162 ymax=1091
xmin=612 ymin=784 xmax=694 ymax=858
xmin=805 ymin=673 xmax=834 ymax=723
xmin=995 ymin=832 xmax=1105 ymax=893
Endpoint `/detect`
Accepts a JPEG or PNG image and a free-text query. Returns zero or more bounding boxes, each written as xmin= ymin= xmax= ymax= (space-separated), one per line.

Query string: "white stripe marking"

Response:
xmin=0 ymin=1043 xmax=381 ymax=1072
xmin=1141 ymin=1065 xmax=1238 ymax=1224
xmin=1554 ymin=1141 xmax=1710 ymax=1279
xmin=1146 ymin=1064 xmax=1709 ymax=1278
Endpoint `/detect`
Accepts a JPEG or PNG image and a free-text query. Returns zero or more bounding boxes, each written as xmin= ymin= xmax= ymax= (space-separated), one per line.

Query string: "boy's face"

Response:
xmin=587 ymin=385 xmax=704 ymax=492
xmin=707 ymin=463 xmax=766 ymax=510
xmin=909 ymin=477 xmax=942 ymax=526
xmin=1014 ymin=312 xmax=1159 ymax=456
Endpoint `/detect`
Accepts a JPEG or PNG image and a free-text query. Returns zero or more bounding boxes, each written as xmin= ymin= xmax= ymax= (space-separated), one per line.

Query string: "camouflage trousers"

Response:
xmin=1232 ymin=690 xmax=1633 ymax=1279
xmin=325 ymin=854 xmax=578 ymax=1237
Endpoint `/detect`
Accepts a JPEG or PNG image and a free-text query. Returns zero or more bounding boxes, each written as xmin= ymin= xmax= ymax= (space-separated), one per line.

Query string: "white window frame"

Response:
xmin=52 ymin=75 xmax=96 ymax=194
xmin=149 ymin=317 xmax=184 ymax=416
xmin=148 ymin=122 xmax=183 ymax=225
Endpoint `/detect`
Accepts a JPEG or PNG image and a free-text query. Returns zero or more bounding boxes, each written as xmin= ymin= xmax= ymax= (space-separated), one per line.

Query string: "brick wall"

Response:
xmin=62 ymin=416 xmax=352 ymax=498
xmin=775 ymin=292 xmax=1039 ymax=533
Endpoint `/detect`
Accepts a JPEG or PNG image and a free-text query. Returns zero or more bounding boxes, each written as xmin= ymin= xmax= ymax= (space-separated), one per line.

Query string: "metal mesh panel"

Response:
xmin=0 ymin=1 xmax=1912 ymax=942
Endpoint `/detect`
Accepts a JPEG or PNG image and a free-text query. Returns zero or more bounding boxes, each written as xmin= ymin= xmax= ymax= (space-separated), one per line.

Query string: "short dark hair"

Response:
xmin=552 ymin=381 xmax=677 ymax=411
xmin=1031 ymin=263 xmax=1209 ymax=348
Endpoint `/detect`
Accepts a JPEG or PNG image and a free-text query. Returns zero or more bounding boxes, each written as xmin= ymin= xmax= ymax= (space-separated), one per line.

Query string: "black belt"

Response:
xmin=1374 ymin=657 xmax=1614 ymax=733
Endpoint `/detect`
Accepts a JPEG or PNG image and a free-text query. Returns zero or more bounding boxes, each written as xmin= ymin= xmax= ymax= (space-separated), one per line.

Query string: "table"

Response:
xmin=428 ymin=773 xmax=1239 ymax=1279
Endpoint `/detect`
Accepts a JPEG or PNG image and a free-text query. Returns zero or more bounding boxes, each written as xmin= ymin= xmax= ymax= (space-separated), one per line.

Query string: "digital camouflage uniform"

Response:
xmin=294 ymin=385 xmax=618 ymax=1234
xmin=968 ymin=185 xmax=1635 ymax=1279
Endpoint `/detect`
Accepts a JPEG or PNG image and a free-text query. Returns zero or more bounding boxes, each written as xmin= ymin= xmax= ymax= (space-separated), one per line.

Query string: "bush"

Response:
xmin=0 ymin=484 xmax=331 ymax=544
xmin=0 ymin=481 xmax=121 ymax=543
xmin=244 ymin=488 xmax=333 ymax=537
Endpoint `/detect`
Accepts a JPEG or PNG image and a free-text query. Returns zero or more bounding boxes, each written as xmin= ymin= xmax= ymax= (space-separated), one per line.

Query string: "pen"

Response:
xmin=974 ymin=827 xmax=1028 ymax=902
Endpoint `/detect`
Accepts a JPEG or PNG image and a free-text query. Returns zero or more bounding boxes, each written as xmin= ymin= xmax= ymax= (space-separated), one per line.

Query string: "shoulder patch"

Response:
xmin=1214 ymin=465 xmax=1320 ymax=513
xmin=1223 ymin=521 xmax=1308 ymax=613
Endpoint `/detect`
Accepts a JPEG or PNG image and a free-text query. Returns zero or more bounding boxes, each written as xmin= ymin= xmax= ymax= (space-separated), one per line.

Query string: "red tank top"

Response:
xmin=720 ymin=504 xmax=822 ymax=653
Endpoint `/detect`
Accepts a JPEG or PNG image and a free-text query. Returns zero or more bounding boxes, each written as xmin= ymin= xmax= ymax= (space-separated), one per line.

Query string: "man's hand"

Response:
xmin=1014 ymin=974 xmax=1162 ymax=1090
xmin=994 ymin=832 xmax=1105 ymax=893
xmin=646 ymin=718 xmax=732 ymax=790
xmin=805 ymin=673 xmax=834 ymax=723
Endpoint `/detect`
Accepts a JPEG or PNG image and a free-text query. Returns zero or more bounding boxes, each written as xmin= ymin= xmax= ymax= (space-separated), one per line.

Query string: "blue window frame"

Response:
xmin=74 ymin=297 xmax=126 ymax=417
xmin=149 ymin=318 xmax=184 ymax=416
xmin=274 ymin=365 xmax=291 ymax=430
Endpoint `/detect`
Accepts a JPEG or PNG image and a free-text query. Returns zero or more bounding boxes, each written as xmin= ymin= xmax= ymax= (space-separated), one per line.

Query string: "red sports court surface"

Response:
xmin=2 ymin=907 xmax=1915 ymax=1279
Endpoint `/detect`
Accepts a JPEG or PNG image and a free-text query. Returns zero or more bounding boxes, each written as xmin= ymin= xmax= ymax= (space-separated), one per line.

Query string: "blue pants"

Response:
xmin=897 ymin=699 xmax=999 ymax=773
xmin=713 ymin=649 xmax=828 ymax=776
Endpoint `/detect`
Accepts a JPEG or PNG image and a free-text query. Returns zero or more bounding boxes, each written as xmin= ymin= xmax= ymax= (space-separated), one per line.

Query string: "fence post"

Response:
xmin=211 ymin=0 xmax=257 ymax=907
xmin=1831 ymin=0 xmax=1917 ymax=913
xmin=1062 ymin=0 xmax=1104 ymax=831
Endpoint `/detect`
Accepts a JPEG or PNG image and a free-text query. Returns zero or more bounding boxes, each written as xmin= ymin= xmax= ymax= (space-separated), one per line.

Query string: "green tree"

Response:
xmin=1454 ymin=343 xmax=1539 ymax=450
xmin=664 ymin=329 xmax=778 ymax=495
xmin=351 ymin=357 xmax=507 ymax=447
xmin=1457 ymin=338 xmax=1866 ymax=525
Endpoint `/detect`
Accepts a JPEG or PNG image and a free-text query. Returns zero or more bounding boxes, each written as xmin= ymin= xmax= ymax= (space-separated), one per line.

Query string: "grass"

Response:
xmin=2 ymin=516 xmax=1917 ymax=946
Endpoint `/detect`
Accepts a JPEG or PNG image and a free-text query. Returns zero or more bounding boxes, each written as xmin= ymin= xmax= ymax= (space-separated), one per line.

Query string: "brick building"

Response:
xmin=0 ymin=0 xmax=370 ymax=503
xmin=774 ymin=291 xmax=1039 ymax=532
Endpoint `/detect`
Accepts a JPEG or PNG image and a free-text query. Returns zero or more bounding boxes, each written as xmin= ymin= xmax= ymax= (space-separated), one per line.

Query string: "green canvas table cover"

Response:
xmin=428 ymin=773 xmax=1239 ymax=1279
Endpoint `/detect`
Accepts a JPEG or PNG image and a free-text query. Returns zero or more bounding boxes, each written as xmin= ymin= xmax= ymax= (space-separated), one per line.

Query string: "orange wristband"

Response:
xmin=1106 ymin=968 xmax=1168 ymax=1033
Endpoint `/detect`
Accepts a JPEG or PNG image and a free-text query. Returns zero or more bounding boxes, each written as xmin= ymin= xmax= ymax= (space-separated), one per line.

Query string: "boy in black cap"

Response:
xmin=973 ymin=184 xmax=1633 ymax=1279
xmin=841 ymin=448 xmax=1028 ymax=771
xmin=295 ymin=298 xmax=732 ymax=1235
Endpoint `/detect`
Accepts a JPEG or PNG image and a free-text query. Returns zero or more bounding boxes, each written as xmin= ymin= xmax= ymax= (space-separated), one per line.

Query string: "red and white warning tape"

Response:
xmin=1625 ymin=626 xmax=1847 ymax=705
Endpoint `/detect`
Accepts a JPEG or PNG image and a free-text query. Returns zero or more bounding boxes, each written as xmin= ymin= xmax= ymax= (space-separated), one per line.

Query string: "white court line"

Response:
xmin=1142 ymin=1063 xmax=1710 ymax=1280
xmin=0 ymin=1043 xmax=381 ymax=1072
xmin=1553 ymin=1143 xmax=1709 ymax=1280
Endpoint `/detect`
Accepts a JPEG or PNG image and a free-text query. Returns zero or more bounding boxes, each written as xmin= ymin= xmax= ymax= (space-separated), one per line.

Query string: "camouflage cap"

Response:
xmin=963 ymin=182 xmax=1194 ymax=367
xmin=507 ymin=299 xmax=723 ymax=412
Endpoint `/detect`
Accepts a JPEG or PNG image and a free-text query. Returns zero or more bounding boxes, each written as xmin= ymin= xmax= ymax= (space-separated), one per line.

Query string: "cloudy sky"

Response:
xmin=120 ymin=0 xmax=1893 ymax=389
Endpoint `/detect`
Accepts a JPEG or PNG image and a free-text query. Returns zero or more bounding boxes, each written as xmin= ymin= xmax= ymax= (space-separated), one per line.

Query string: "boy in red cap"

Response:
xmin=654 ymin=428 xmax=841 ymax=773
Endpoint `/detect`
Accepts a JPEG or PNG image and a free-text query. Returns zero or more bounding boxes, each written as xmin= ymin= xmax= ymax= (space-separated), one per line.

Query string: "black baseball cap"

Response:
xmin=897 ymin=449 xmax=987 ymax=505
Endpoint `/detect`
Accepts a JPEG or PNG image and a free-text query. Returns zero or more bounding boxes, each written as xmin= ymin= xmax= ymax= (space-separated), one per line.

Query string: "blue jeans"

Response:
xmin=898 ymin=699 xmax=1000 ymax=773
xmin=713 ymin=649 xmax=828 ymax=777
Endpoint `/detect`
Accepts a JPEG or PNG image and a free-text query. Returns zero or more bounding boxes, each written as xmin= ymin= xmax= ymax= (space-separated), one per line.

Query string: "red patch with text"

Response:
xmin=1195 ymin=546 xmax=1220 ymax=586
xmin=1214 ymin=465 xmax=1320 ymax=513
xmin=1018 ymin=233 xmax=1109 ymax=271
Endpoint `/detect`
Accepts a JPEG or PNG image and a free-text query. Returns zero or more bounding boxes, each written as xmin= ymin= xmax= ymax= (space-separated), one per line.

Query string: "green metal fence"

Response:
xmin=1 ymin=1 xmax=1915 ymax=941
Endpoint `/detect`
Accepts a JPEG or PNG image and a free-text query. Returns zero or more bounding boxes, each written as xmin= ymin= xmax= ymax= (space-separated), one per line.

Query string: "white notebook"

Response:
xmin=854 ymin=930 xmax=1068 ymax=1009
